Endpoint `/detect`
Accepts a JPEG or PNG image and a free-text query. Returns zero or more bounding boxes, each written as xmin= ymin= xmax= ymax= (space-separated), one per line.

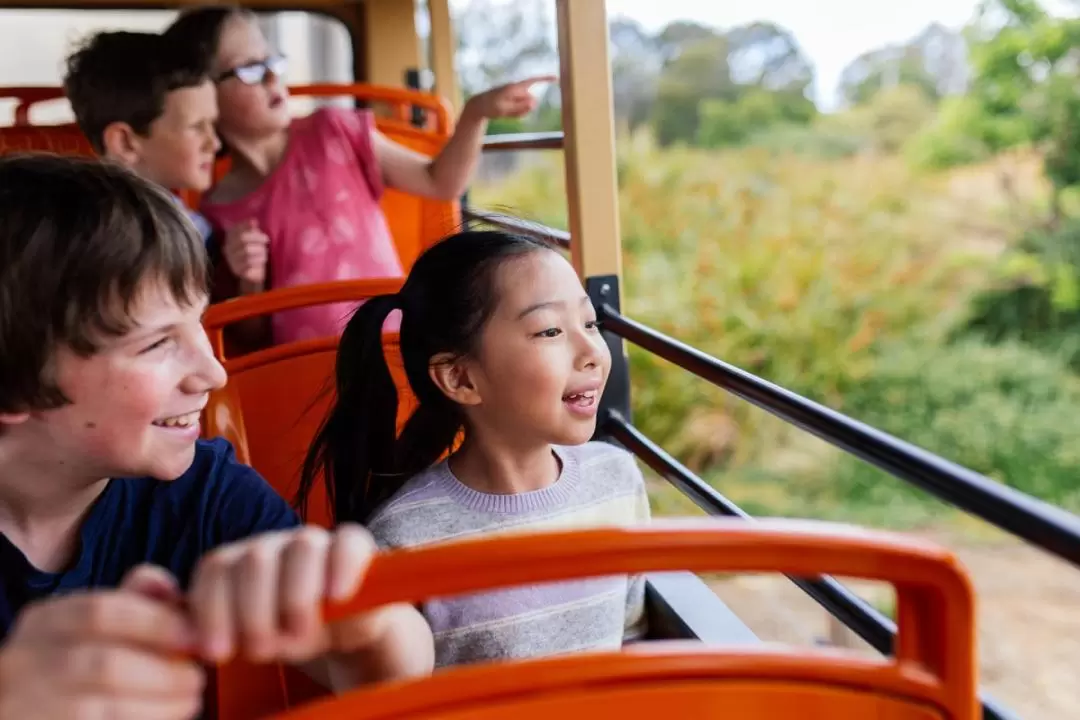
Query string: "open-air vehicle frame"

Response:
xmin=2 ymin=1 xmax=1079 ymax=718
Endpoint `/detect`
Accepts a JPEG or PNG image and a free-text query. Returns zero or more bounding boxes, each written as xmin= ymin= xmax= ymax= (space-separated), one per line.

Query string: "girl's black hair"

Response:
xmin=297 ymin=229 xmax=556 ymax=524
xmin=162 ymin=4 xmax=254 ymax=80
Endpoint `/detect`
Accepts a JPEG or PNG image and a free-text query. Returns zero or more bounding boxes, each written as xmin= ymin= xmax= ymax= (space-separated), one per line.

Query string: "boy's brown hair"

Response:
xmin=0 ymin=153 xmax=208 ymax=412
xmin=63 ymin=30 xmax=211 ymax=154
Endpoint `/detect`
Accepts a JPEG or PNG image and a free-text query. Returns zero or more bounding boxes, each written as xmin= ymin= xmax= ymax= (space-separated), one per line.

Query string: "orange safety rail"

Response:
xmin=2 ymin=83 xmax=451 ymax=132
xmin=202 ymin=279 xmax=413 ymax=529
xmin=1 ymin=82 xmax=460 ymax=275
xmin=0 ymin=86 xmax=65 ymax=126
xmin=208 ymin=519 xmax=977 ymax=720
xmin=288 ymin=83 xmax=453 ymax=135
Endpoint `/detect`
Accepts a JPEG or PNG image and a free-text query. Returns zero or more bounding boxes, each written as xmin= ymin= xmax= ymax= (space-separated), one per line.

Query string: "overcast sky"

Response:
xmin=453 ymin=0 xmax=1075 ymax=109
xmin=608 ymin=0 xmax=985 ymax=108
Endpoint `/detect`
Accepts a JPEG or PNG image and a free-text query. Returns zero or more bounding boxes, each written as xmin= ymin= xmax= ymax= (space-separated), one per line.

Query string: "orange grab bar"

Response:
xmin=265 ymin=518 xmax=977 ymax=720
xmin=288 ymin=83 xmax=453 ymax=134
xmin=0 ymin=86 xmax=63 ymax=125
xmin=2 ymin=83 xmax=452 ymax=130
xmin=202 ymin=278 xmax=404 ymax=360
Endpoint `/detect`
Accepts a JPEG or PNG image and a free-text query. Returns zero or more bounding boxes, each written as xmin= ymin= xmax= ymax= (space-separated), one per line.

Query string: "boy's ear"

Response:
xmin=428 ymin=353 xmax=481 ymax=407
xmin=0 ymin=411 xmax=30 ymax=427
xmin=100 ymin=121 xmax=144 ymax=167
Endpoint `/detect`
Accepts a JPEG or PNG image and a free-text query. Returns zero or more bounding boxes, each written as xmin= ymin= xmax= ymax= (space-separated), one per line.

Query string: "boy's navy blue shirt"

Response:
xmin=0 ymin=438 xmax=300 ymax=641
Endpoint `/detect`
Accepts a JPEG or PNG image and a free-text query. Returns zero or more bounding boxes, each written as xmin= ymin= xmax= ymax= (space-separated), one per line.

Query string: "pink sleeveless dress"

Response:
xmin=201 ymin=108 xmax=403 ymax=344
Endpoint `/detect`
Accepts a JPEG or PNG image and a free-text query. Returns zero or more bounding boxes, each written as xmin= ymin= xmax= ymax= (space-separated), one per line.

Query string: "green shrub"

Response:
xmin=834 ymin=340 xmax=1080 ymax=509
xmin=905 ymin=96 xmax=996 ymax=170
xmin=740 ymin=124 xmax=866 ymax=160
xmin=959 ymin=218 xmax=1080 ymax=370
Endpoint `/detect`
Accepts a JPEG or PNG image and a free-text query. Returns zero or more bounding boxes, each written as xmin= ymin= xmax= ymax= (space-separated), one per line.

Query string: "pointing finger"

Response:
xmin=513 ymin=74 xmax=557 ymax=88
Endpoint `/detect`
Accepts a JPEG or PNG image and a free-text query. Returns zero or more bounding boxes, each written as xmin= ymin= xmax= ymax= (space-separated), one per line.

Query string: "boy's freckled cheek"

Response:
xmin=84 ymin=421 xmax=97 ymax=429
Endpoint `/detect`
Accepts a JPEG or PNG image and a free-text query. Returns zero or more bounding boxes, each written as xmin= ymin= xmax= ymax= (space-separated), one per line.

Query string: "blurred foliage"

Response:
xmin=958 ymin=217 xmax=1080 ymax=370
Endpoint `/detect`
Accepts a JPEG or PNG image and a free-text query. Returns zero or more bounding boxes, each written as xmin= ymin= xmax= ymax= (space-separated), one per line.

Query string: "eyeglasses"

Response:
xmin=217 ymin=55 xmax=288 ymax=85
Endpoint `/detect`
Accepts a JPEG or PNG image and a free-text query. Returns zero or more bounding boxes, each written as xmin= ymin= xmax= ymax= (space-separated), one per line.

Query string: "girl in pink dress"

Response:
xmin=164 ymin=6 xmax=552 ymax=346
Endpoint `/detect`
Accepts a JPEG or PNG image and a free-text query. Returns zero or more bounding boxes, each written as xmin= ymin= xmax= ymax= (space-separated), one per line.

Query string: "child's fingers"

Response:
xmin=326 ymin=523 xmax=377 ymax=602
xmin=120 ymin=564 xmax=184 ymax=607
xmin=235 ymin=542 xmax=282 ymax=662
xmin=81 ymin=695 xmax=205 ymax=720
xmin=56 ymin=642 xmax=205 ymax=697
xmin=187 ymin=547 xmax=242 ymax=662
xmin=243 ymin=243 xmax=268 ymax=265
xmin=14 ymin=592 xmax=195 ymax=653
xmin=513 ymin=74 xmax=557 ymax=88
xmin=4 ymin=673 xmax=203 ymax=720
xmin=277 ymin=527 xmax=332 ymax=660
xmin=241 ymin=230 xmax=271 ymax=246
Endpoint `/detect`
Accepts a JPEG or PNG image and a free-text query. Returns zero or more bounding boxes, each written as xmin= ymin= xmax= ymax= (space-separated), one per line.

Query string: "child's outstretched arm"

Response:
xmin=373 ymin=76 xmax=555 ymax=201
xmin=186 ymin=523 xmax=434 ymax=690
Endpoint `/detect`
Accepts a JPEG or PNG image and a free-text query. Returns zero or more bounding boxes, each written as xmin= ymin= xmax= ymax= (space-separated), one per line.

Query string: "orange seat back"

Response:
xmin=202 ymin=279 xmax=414 ymax=529
xmin=370 ymin=116 xmax=460 ymax=270
xmin=211 ymin=520 xmax=977 ymax=720
xmin=0 ymin=124 xmax=92 ymax=155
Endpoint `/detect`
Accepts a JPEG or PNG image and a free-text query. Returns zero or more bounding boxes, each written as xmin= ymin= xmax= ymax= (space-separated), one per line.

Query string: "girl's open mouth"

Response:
xmin=563 ymin=390 xmax=599 ymax=416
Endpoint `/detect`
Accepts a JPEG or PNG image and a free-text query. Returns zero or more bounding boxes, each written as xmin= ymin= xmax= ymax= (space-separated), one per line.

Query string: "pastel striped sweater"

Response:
xmin=367 ymin=441 xmax=651 ymax=668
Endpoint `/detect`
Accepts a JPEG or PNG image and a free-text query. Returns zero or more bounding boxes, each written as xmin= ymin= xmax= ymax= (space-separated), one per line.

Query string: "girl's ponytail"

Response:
xmin=297 ymin=294 xmax=402 ymax=524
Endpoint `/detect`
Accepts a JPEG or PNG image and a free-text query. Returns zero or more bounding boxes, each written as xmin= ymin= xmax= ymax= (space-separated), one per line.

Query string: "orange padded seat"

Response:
xmin=202 ymin=279 xmax=415 ymax=529
xmin=206 ymin=520 xmax=978 ymax=720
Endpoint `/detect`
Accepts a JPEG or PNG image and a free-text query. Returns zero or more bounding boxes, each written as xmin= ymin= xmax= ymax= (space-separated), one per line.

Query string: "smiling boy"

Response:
xmin=0 ymin=154 xmax=433 ymax=718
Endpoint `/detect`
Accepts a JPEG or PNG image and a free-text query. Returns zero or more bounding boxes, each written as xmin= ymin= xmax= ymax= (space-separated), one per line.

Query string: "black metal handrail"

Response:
xmin=599 ymin=304 xmax=1080 ymax=570
xmin=605 ymin=415 xmax=896 ymax=649
xmin=482 ymin=131 xmax=564 ymax=152
xmin=604 ymin=413 xmax=1019 ymax=720
xmin=462 ymin=208 xmax=571 ymax=250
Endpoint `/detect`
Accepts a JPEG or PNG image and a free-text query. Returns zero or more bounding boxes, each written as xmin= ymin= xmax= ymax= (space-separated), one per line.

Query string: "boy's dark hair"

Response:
xmin=298 ymin=229 xmax=556 ymax=525
xmin=63 ymin=30 xmax=211 ymax=153
xmin=0 ymin=153 xmax=209 ymax=413
xmin=163 ymin=5 xmax=255 ymax=76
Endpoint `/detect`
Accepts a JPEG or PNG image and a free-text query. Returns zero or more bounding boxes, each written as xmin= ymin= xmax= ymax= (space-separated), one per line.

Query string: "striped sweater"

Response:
xmin=367 ymin=441 xmax=651 ymax=669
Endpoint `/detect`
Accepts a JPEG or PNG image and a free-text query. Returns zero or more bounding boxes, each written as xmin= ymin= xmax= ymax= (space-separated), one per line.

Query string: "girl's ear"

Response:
xmin=428 ymin=353 xmax=481 ymax=406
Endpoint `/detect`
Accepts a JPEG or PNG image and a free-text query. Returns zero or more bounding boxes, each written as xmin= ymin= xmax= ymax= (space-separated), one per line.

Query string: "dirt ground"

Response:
xmin=706 ymin=530 xmax=1080 ymax=719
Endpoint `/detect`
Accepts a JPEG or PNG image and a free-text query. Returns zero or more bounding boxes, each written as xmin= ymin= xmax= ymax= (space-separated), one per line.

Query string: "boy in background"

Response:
xmin=63 ymin=29 xmax=265 ymax=259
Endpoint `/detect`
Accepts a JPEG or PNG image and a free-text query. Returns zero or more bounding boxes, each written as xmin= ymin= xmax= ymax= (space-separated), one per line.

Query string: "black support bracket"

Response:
xmin=586 ymin=275 xmax=631 ymax=444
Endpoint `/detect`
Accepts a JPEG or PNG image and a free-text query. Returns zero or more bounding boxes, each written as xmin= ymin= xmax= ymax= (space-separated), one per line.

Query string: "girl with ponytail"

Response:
xmin=299 ymin=229 xmax=651 ymax=669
